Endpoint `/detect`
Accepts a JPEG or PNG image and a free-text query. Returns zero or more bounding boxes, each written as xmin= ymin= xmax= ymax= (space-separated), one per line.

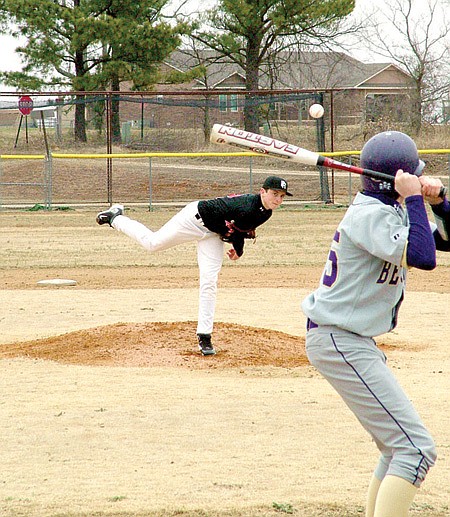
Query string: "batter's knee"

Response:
xmin=417 ymin=438 xmax=437 ymax=484
xmin=390 ymin=436 xmax=437 ymax=487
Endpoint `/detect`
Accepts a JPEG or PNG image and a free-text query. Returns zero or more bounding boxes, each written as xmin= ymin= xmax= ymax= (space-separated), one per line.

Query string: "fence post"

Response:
xmin=148 ymin=157 xmax=153 ymax=210
xmin=249 ymin=156 xmax=253 ymax=192
xmin=348 ymin=156 xmax=353 ymax=206
xmin=0 ymin=156 xmax=2 ymax=210
xmin=106 ymin=94 xmax=113 ymax=205
xmin=45 ymin=152 xmax=53 ymax=209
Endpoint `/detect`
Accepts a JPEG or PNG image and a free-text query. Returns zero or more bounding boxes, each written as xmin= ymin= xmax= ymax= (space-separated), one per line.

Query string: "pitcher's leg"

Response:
xmin=196 ymin=236 xmax=224 ymax=336
xmin=113 ymin=215 xmax=159 ymax=250
xmin=112 ymin=202 xmax=206 ymax=252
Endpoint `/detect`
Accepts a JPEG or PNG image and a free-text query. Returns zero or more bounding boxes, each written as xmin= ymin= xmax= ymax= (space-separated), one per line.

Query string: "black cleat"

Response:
xmin=96 ymin=204 xmax=124 ymax=227
xmin=197 ymin=334 xmax=216 ymax=356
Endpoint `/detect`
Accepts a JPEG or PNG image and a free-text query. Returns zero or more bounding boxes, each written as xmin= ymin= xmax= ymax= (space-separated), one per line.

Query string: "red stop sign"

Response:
xmin=18 ymin=95 xmax=33 ymax=115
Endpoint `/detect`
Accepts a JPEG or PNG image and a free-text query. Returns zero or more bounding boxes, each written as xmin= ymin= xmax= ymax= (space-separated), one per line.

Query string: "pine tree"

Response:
xmin=0 ymin=0 xmax=189 ymax=141
xmin=194 ymin=0 xmax=355 ymax=132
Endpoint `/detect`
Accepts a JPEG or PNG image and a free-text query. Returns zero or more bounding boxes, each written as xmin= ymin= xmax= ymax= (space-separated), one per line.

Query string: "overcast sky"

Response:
xmin=0 ymin=0 xmax=447 ymax=86
xmin=0 ymin=32 xmax=24 ymax=73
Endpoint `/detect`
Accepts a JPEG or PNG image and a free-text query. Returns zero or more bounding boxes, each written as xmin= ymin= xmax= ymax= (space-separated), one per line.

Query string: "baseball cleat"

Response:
xmin=96 ymin=204 xmax=124 ymax=227
xmin=197 ymin=334 xmax=216 ymax=356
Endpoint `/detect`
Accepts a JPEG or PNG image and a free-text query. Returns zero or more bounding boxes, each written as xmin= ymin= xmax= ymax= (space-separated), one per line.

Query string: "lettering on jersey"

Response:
xmin=377 ymin=262 xmax=402 ymax=285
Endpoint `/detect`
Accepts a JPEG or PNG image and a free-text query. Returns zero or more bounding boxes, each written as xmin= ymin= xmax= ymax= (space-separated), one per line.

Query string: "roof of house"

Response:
xmin=162 ymin=49 xmax=414 ymax=91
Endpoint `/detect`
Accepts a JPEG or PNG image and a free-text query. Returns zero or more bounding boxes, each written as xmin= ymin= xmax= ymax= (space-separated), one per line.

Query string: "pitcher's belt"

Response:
xmin=195 ymin=213 xmax=205 ymax=226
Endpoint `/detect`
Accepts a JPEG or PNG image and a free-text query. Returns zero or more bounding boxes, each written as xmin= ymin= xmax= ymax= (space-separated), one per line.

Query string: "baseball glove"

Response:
xmin=220 ymin=221 xmax=257 ymax=257
xmin=225 ymin=220 xmax=256 ymax=240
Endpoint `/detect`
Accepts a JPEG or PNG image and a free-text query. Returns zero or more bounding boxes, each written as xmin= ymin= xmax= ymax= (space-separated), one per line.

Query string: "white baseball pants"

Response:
xmin=112 ymin=201 xmax=225 ymax=335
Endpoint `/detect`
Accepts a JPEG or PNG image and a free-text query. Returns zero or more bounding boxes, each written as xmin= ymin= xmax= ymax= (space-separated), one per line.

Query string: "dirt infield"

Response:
xmin=0 ymin=321 xmax=308 ymax=369
xmin=0 ymin=209 xmax=449 ymax=517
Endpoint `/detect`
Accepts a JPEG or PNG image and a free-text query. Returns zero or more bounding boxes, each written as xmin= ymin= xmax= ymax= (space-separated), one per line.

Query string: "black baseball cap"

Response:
xmin=262 ymin=176 xmax=293 ymax=196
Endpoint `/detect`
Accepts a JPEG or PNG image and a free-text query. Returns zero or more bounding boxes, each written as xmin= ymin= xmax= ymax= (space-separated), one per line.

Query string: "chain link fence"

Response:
xmin=0 ymin=89 xmax=448 ymax=208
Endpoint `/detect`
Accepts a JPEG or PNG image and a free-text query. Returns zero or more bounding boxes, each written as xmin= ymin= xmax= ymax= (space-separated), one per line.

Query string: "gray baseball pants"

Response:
xmin=305 ymin=325 xmax=436 ymax=487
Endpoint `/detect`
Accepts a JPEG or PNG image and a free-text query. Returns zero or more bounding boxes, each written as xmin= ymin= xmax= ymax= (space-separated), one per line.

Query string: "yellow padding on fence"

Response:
xmin=0 ymin=149 xmax=449 ymax=159
xmin=0 ymin=155 xmax=46 ymax=159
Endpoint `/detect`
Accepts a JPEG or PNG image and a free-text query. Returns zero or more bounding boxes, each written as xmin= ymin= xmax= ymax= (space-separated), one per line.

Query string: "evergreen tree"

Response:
xmin=194 ymin=0 xmax=355 ymax=132
xmin=0 ymin=0 xmax=189 ymax=142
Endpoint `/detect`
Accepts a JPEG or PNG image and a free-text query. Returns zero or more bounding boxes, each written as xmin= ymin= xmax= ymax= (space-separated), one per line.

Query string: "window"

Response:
xmin=229 ymin=94 xmax=238 ymax=112
xmin=443 ymin=99 xmax=450 ymax=123
xmin=219 ymin=95 xmax=227 ymax=112
xmin=365 ymin=94 xmax=409 ymax=122
xmin=219 ymin=94 xmax=239 ymax=112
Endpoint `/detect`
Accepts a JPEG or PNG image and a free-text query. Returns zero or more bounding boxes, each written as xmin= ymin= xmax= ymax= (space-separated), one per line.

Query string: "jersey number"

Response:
xmin=323 ymin=231 xmax=340 ymax=287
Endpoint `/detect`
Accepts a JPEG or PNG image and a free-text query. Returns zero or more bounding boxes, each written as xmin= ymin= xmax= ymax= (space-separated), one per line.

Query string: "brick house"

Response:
xmin=118 ymin=50 xmax=416 ymax=129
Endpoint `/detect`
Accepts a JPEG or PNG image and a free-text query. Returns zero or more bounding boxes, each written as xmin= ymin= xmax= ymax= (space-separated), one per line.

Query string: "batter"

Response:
xmin=301 ymin=131 xmax=450 ymax=517
xmin=96 ymin=175 xmax=292 ymax=355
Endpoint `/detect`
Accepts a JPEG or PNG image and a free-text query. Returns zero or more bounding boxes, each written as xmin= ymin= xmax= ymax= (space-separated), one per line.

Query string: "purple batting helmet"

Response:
xmin=360 ymin=131 xmax=425 ymax=198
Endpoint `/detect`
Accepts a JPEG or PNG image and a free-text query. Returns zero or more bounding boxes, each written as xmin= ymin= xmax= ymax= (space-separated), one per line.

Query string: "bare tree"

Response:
xmin=170 ymin=39 xmax=234 ymax=144
xmin=352 ymin=0 xmax=450 ymax=133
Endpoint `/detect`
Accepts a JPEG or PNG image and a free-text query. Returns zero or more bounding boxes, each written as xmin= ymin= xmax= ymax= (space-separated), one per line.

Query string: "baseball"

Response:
xmin=309 ymin=103 xmax=324 ymax=119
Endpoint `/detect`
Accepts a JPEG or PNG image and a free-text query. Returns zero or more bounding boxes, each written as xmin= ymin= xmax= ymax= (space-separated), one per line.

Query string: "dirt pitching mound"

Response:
xmin=0 ymin=321 xmax=308 ymax=369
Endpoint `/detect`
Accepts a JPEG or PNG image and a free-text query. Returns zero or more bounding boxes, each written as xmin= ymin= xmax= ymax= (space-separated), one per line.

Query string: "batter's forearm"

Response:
xmin=404 ymin=195 xmax=436 ymax=270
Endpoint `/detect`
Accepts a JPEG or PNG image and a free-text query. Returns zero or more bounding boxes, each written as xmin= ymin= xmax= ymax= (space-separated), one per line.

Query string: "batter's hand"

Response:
xmin=394 ymin=169 xmax=422 ymax=199
xmin=227 ymin=248 xmax=240 ymax=261
xmin=420 ymin=176 xmax=446 ymax=205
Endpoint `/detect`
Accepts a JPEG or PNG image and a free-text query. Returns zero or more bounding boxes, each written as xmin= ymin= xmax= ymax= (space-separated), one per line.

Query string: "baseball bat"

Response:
xmin=210 ymin=124 xmax=447 ymax=199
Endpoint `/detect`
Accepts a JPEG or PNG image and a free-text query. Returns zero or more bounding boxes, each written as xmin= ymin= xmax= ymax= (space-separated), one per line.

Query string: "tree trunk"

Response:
xmin=244 ymin=39 xmax=261 ymax=133
xmin=111 ymin=73 xmax=122 ymax=144
xmin=73 ymin=47 xmax=87 ymax=142
xmin=203 ymin=97 xmax=211 ymax=144
xmin=74 ymin=95 xmax=87 ymax=142
xmin=410 ymin=87 xmax=422 ymax=134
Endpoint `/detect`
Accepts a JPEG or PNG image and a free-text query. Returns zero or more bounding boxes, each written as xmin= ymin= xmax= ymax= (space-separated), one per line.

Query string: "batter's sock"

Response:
xmin=373 ymin=475 xmax=418 ymax=517
xmin=365 ymin=474 xmax=382 ymax=517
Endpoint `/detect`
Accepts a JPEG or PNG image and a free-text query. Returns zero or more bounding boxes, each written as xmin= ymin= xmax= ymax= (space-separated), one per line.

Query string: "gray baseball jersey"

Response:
xmin=301 ymin=191 xmax=440 ymax=489
xmin=302 ymin=192 xmax=409 ymax=336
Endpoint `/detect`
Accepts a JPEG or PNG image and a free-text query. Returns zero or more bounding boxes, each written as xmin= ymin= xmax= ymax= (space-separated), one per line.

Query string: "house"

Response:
xmin=0 ymin=50 xmax=420 ymax=134
xmin=118 ymin=50 xmax=417 ymax=129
